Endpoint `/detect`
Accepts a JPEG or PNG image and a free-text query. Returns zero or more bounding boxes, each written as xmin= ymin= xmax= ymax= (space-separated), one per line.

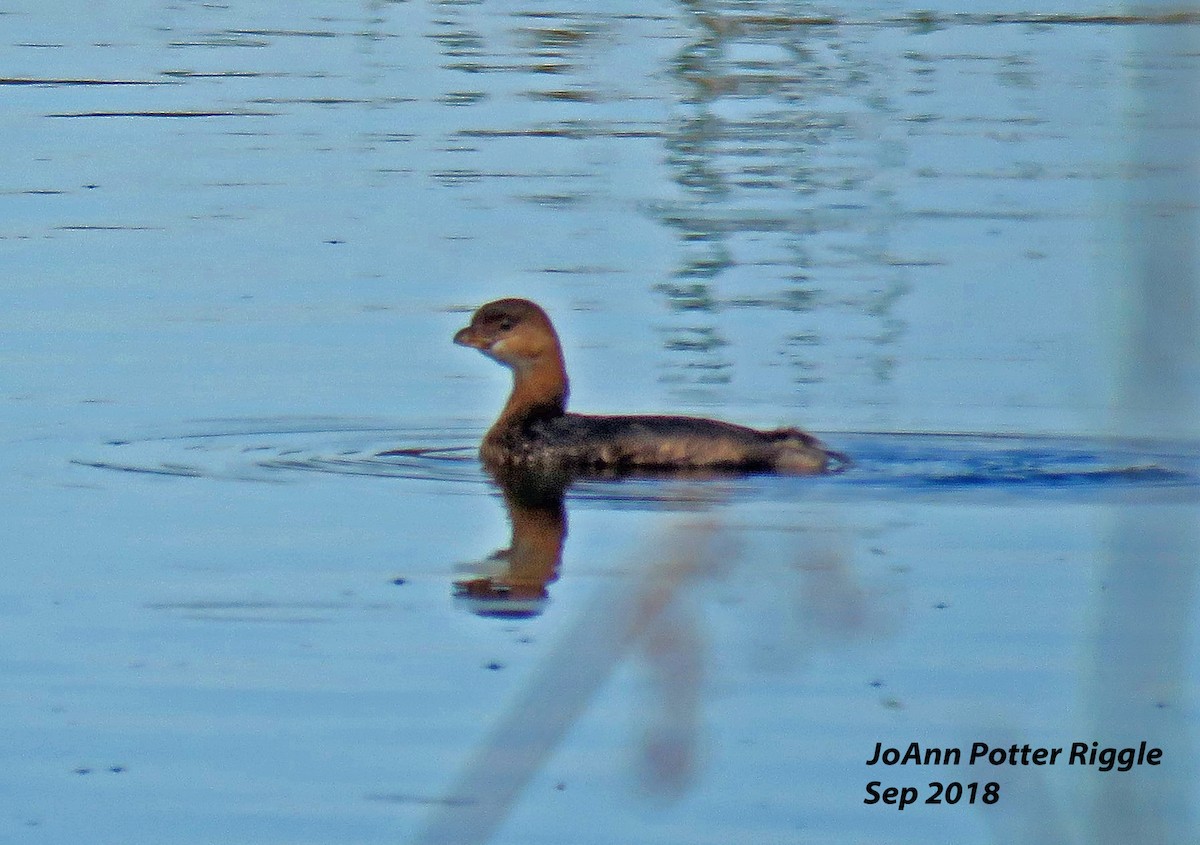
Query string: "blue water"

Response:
xmin=3 ymin=3 xmax=1199 ymax=844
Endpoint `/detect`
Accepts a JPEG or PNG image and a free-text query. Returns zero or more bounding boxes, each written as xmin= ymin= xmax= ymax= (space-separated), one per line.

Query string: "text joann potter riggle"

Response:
xmin=864 ymin=740 xmax=1163 ymax=811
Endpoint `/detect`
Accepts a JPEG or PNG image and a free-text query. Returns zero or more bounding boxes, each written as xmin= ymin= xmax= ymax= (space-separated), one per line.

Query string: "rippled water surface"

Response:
xmin=3 ymin=3 xmax=1199 ymax=844
xmin=71 ymin=417 xmax=1200 ymax=499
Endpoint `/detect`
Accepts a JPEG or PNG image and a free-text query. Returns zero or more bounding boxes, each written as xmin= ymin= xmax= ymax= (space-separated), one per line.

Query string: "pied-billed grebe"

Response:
xmin=454 ymin=298 xmax=845 ymax=474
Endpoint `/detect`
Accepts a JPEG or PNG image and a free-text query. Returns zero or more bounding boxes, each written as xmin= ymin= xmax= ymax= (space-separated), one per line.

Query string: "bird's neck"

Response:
xmin=494 ymin=352 xmax=569 ymax=430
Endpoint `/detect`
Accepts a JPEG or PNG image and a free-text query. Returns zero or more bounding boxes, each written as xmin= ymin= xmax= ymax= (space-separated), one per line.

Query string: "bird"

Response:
xmin=452 ymin=298 xmax=845 ymax=475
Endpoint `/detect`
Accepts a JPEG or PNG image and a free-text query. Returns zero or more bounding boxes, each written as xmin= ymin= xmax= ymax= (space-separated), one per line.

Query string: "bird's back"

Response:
xmin=484 ymin=412 xmax=837 ymax=474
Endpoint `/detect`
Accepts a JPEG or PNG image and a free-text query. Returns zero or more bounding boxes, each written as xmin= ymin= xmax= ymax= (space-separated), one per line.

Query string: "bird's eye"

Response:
xmin=498 ymin=318 xmax=515 ymax=331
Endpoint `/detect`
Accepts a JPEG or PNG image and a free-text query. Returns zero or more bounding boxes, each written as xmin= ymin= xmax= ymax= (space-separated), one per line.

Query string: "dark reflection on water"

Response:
xmin=452 ymin=465 xmax=570 ymax=619
xmin=833 ymin=432 xmax=1200 ymax=496
xmin=657 ymin=3 xmax=906 ymax=396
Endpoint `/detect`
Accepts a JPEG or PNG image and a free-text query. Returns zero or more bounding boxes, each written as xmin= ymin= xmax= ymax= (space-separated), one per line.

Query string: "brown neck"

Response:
xmin=494 ymin=351 xmax=569 ymax=429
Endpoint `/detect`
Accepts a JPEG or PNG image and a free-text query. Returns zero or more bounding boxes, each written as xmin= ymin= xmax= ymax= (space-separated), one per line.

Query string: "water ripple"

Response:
xmin=70 ymin=418 xmax=1200 ymax=505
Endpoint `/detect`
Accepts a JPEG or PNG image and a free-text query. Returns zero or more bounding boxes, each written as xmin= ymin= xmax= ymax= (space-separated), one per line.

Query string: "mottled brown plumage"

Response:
xmin=454 ymin=298 xmax=845 ymax=475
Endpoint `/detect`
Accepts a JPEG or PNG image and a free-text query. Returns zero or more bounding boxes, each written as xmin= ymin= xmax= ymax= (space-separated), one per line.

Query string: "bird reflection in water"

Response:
xmin=415 ymin=520 xmax=732 ymax=845
xmin=415 ymin=498 xmax=897 ymax=845
xmin=453 ymin=464 xmax=570 ymax=618
xmin=451 ymin=461 xmax=753 ymax=618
